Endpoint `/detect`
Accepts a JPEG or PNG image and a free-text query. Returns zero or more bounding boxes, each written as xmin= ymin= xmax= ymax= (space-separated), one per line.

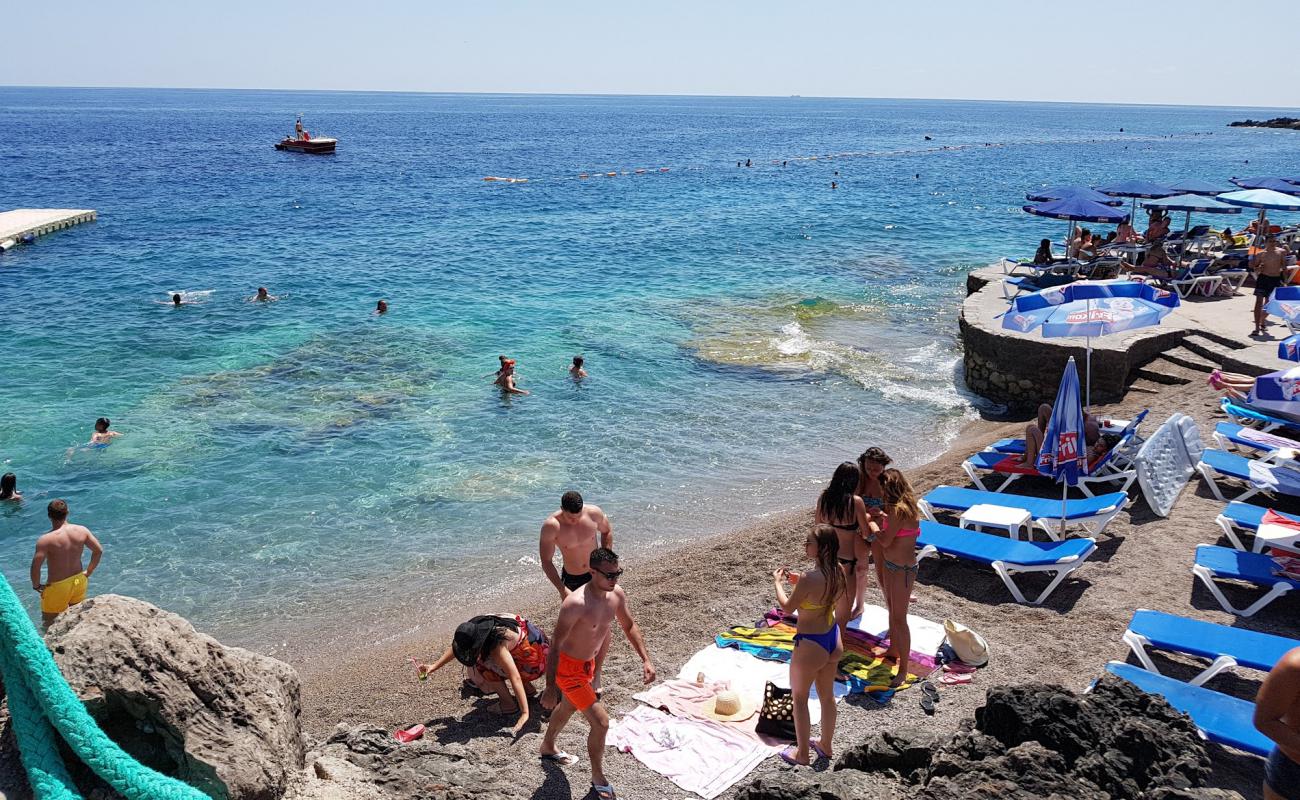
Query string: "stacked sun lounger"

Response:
xmin=1104 ymin=609 xmax=1298 ymax=757
xmin=1220 ymin=398 xmax=1300 ymax=434
xmin=919 ymin=486 xmax=1129 ymax=540
xmin=1215 ymin=500 xmax=1300 ymax=552
xmin=1196 ymin=448 xmax=1300 ymax=504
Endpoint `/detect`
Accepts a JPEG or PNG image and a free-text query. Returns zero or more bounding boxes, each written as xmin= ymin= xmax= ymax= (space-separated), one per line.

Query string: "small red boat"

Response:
xmin=275 ymin=116 xmax=336 ymax=154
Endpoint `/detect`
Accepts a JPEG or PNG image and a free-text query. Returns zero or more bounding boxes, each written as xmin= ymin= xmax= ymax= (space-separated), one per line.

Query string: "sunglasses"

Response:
xmin=595 ymin=567 xmax=624 ymax=581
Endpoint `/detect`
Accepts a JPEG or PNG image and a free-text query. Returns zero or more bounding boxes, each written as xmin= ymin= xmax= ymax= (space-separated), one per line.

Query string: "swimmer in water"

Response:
xmin=157 ymin=292 xmax=204 ymax=307
xmin=495 ymin=359 xmax=529 ymax=395
xmin=0 ymin=473 xmax=21 ymax=503
xmin=251 ymin=287 xmax=280 ymax=302
xmin=376 ymin=299 xmax=388 ymax=315
xmin=569 ymin=356 xmax=587 ymax=379
xmin=89 ymin=418 xmax=122 ymax=446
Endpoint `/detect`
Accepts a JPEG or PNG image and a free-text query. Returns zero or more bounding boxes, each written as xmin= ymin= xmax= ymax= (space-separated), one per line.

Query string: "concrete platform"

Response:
xmin=0 ymin=209 xmax=96 ymax=243
xmin=961 ymin=264 xmax=1288 ymax=410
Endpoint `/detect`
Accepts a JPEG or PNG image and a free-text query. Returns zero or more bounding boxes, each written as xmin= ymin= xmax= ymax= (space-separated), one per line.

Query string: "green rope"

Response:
xmin=0 ymin=576 xmax=211 ymax=799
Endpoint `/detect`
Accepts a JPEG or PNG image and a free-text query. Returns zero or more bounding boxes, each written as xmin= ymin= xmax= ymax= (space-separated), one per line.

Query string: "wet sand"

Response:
xmin=296 ymin=377 xmax=1297 ymax=799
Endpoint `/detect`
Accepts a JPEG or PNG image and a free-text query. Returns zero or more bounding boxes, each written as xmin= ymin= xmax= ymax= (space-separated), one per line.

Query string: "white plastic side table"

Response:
xmin=959 ymin=504 xmax=1033 ymax=541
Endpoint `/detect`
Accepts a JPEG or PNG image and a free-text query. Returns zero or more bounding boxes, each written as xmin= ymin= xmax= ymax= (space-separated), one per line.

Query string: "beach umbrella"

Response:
xmin=1026 ymin=186 xmax=1125 ymax=206
xmin=1170 ymin=179 xmax=1227 ymax=196
xmin=1278 ymin=334 xmax=1300 ymax=362
xmin=1002 ymin=280 xmax=1180 ymax=409
xmin=1037 ymin=356 xmax=1088 ymax=536
xmin=1230 ymin=177 xmax=1300 ymax=193
xmin=1247 ymin=366 xmax=1300 ymax=422
xmin=1023 ymin=197 xmax=1131 ymax=257
xmin=1140 ymin=193 xmax=1241 ymax=259
xmin=1217 ymin=188 xmax=1300 ymax=247
xmin=1266 ymin=285 xmax=1300 ymax=330
xmin=1098 ymin=180 xmax=1178 ymax=225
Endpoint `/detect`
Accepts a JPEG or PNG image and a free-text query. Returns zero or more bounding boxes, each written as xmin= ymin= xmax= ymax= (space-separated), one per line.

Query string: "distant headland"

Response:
xmin=1228 ymin=116 xmax=1300 ymax=130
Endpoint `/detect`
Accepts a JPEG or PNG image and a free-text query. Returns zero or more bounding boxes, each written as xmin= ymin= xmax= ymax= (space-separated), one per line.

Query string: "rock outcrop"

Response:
xmin=737 ymin=676 xmax=1213 ymax=800
xmin=1229 ymin=117 xmax=1300 ymax=130
xmin=43 ymin=594 xmax=305 ymax=800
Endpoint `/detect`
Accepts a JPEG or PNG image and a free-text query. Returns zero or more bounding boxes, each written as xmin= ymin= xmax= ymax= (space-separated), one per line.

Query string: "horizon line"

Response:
xmin=3 ymin=84 xmax=1299 ymax=113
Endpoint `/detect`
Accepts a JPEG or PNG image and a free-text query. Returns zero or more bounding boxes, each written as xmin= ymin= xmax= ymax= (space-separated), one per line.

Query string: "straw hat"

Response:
xmin=700 ymin=690 xmax=757 ymax=722
xmin=944 ymin=619 xmax=989 ymax=667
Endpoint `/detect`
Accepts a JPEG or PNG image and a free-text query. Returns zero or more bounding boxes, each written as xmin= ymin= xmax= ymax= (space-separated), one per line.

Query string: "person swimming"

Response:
xmin=495 ymin=358 xmax=529 ymax=395
xmin=569 ymin=355 xmax=587 ymax=379
xmin=0 ymin=473 xmax=21 ymax=502
xmin=376 ymin=299 xmax=388 ymax=315
xmin=89 ymin=418 xmax=122 ymax=446
xmin=252 ymin=287 xmax=280 ymax=302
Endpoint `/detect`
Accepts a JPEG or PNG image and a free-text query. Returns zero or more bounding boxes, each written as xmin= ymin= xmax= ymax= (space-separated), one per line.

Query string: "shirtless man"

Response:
xmin=1256 ymin=646 xmax=1300 ymax=800
xmin=540 ymin=548 xmax=654 ymax=800
xmin=30 ymin=499 xmax=103 ymax=627
xmin=1252 ymin=234 xmax=1286 ymax=336
xmin=495 ymin=359 xmax=529 ymax=395
xmin=569 ymin=356 xmax=587 ymax=380
xmin=90 ymin=417 xmax=122 ymax=445
xmin=540 ymin=491 xmax=613 ymax=597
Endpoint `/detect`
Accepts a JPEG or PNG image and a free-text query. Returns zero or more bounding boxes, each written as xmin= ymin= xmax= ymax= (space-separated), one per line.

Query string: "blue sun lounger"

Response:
xmin=1122 ymin=609 xmax=1299 ymax=686
xmin=1193 ymin=544 xmax=1300 ymax=617
xmin=917 ymin=520 xmax=1096 ymax=605
xmin=1215 ymin=501 xmax=1300 ymax=552
xmin=1196 ymin=448 xmax=1300 ymax=504
xmin=1220 ymin=398 xmax=1300 ymax=434
xmin=919 ymin=485 xmax=1128 ymax=540
xmin=1212 ymin=422 xmax=1300 ymax=455
xmin=1104 ymin=662 xmax=1272 ymax=757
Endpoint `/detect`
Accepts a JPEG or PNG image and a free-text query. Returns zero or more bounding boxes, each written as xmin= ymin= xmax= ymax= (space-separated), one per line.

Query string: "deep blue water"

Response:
xmin=2 ymin=88 xmax=1298 ymax=649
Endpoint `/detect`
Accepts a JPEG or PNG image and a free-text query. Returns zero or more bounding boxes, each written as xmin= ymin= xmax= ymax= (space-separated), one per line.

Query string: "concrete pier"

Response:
xmin=0 ymin=209 xmax=96 ymax=243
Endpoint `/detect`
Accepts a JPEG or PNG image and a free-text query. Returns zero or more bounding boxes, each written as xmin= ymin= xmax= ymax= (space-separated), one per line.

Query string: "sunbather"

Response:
xmin=1021 ymin=404 xmax=1051 ymax=466
xmin=772 ymin=524 xmax=846 ymax=766
xmin=1254 ymin=646 xmax=1300 ymax=800
xmin=1208 ymin=369 xmax=1255 ymax=402
xmin=815 ymin=462 xmax=871 ymax=628
xmin=416 ymin=613 xmax=549 ymax=736
xmin=1146 ymin=210 xmax=1170 ymax=242
xmin=865 ymin=469 xmax=921 ymax=687
xmin=856 ymin=447 xmax=891 ymax=607
xmin=1127 ymin=241 xmax=1175 ymax=279
xmin=1032 ymin=239 xmax=1054 ymax=265
xmin=1116 ymin=216 xmax=1139 ymax=244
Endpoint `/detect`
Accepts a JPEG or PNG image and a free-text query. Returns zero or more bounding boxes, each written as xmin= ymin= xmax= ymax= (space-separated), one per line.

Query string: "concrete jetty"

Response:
xmin=0 ymin=209 xmax=96 ymax=244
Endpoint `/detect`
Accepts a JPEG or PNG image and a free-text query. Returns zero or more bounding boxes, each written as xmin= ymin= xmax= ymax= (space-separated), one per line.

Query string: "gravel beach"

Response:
xmin=296 ymin=376 xmax=1297 ymax=799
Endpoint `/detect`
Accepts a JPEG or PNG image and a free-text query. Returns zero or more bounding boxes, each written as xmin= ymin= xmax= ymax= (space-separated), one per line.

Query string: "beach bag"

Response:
xmin=943 ymin=619 xmax=989 ymax=667
xmin=754 ymin=681 xmax=796 ymax=740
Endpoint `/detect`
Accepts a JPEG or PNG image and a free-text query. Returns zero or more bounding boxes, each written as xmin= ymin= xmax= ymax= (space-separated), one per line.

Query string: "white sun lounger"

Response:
xmin=920 ymin=486 xmax=1128 ymax=540
xmin=1122 ymin=608 xmax=1299 ymax=686
xmin=917 ymin=520 xmax=1096 ymax=605
xmin=1192 ymin=544 xmax=1300 ymax=617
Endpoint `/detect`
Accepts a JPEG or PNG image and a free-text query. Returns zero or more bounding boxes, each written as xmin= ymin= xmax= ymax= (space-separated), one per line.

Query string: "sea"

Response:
xmin=2 ymin=88 xmax=1298 ymax=654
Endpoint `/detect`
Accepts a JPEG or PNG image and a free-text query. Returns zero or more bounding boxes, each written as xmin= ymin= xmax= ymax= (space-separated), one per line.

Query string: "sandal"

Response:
xmin=810 ymin=739 xmax=831 ymax=761
xmin=920 ymin=696 xmax=936 ymax=715
xmin=394 ymin=724 xmax=425 ymax=743
xmin=920 ymin=681 xmax=940 ymax=701
xmin=592 ymin=782 xmax=617 ymax=800
xmin=540 ymin=751 xmax=578 ymax=766
xmin=779 ymin=745 xmax=809 ymax=767
xmin=943 ymin=662 xmax=977 ymax=674
xmin=940 ymin=672 xmax=973 ymax=685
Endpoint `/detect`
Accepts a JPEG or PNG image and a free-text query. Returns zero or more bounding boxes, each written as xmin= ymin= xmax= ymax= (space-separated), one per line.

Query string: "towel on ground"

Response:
xmin=675 ymin=644 xmax=831 ymax=723
xmin=609 ymin=705 xmax=778 ymax=800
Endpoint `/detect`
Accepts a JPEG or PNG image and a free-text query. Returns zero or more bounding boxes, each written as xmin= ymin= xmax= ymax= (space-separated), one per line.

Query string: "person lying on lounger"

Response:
xmin=1208 ymin=369 xmax=1255 ymax=401
xmin=1020 ymin=404 xmax=1051 ymax=466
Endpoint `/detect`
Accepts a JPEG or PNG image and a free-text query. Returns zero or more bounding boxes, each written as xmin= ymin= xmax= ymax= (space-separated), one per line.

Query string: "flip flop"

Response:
xmin=539 ymin=751 xmax=578 ymax=766
xmin=810 ymin=739 xmax=831 ymax=761
xmin=920 ymin=696 xmax=936 ymax=715
xmin=778 ymin=745 xmax=809 ymax=767
xmin=921 ymin=681 xmax=940 ymax=702
xmin=592 ymin=782 xmax=617 ymax=800
xmin=940 ymin=672 xmax=973 ymax=685
xmin=943 ymin=662 xmax=977 ymax=674
xmin=393 ymin=724 xmax=425 ymax=743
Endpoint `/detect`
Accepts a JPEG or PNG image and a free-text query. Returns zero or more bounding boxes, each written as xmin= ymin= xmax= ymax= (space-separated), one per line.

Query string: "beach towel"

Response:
xmin=675 ymin=645 xmax=830 ymax=724
xmin=609 ymin=705 xmax=777 ymax=800
xmin=1248 ymin=459 xmax=1300 ymax=496
xmin=716 ymin=613 xmax=936 ymax=696
xmin=850 ymin=605 xmax=947 ymax=656
xmin=1239 ymin=428 xmax=1300 ymax=451
xmin=633 ymin=679 xmax=769 ymax=744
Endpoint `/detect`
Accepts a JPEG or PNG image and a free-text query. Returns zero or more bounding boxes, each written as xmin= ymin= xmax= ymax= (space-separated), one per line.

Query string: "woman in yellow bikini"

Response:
xmin=772 ymin=524 xmax=846 ymax=766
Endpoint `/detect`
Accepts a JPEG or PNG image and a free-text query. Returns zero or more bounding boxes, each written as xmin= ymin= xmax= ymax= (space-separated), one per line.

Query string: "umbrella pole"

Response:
xmin=1180 ymin=210 xmax=1191 ymax=263
xmin=1086 ymin=335 xmax=1092 ymax=412
xmin=1256 ymin=209 xmax=1266 ymax=249
xmin=1060 ymin=478 xmax=1068 ymax=539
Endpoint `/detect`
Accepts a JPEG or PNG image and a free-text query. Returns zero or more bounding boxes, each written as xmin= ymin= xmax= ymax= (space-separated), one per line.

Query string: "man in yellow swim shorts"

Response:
xmin=31 ymin=499 xmax=103 ymax=627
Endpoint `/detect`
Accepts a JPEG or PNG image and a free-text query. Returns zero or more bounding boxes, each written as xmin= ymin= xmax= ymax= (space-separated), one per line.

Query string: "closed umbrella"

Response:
xmin=1278 ymin=334 xmax=1300 ymax=362
xmin=1265 ymin=285 xmax=1300 ymax=329
xmin=1037 ymin=357 xmax=1088 ymax=537
xmin=1217 ymin=188 xmax=1300 ymax=248
xmin=1139 ymin=193 xmax=1241 ymax=259
xmin=1003 ymin=280 xmax=1180 ymax=409
xmin=1247 ymin=366 xmax=1300 ymax=423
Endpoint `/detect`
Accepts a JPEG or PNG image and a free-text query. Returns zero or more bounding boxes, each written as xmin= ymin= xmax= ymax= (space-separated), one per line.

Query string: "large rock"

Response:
xmin=43 ymin=594 xmax=305 ymax=800
xmin=836 ymin=727 xmax=938 ymax=782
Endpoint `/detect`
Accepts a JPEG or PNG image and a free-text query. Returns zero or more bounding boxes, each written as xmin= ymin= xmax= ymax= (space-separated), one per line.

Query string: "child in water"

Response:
xmin=0 ymin=473 xmax=21 ymax=502
xmin=569 ymin=355 xmax=587 ymax=379
xmin=89 ymin=418 xmax=122 ymax=446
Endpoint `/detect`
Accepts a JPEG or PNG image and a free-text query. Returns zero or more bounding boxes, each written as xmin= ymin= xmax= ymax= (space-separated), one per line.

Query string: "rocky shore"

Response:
xmin=1228 ymin=117 xmax=1300 ymax=130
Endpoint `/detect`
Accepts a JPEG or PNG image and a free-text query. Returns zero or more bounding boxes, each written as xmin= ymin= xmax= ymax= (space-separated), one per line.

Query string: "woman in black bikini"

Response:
xmin=815 ymin=462 xmax=870 ymax=632
xmin=856 ymin=447 xmax=891 ymax=606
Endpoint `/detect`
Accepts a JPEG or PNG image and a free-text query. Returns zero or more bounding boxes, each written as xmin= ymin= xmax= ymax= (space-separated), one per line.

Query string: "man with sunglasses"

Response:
xmin=540 ymin=548 xmax=654 ymax=800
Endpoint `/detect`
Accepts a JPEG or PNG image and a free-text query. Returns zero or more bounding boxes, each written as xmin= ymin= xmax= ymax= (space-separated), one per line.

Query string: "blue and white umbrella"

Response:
xmin=1217 ymin=188 xmax=1300 ymax=248
xmin=1278 ymin=334 xmax=1300 ymax=362
xmin=1023 ymin=198 xmax=1130 ymax=256
xmin=1248 ymin=366 xmax=1300 ymax=422
xmin=1266 ymin=285 xmax=1300 ymax=328
xmin=1098 ymin=180 xmax=1178 ymax=224
xmin=1230 ymin=177 xmax=1300 ymax=193
xmin=1039 ymin=356 xmax=1088 ymax=534
xmin=1169 ymin=179 xmax=1227 ymax=196
xmin=1003 ymin=280 xmax=1180 ymax=408
xmin=1140 ymin=193 xmax=1241 ymax=258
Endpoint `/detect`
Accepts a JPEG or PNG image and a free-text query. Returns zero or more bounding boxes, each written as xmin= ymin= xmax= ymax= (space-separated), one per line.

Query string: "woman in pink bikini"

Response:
xmin=866 ymin=468 xmax=921 ymax=687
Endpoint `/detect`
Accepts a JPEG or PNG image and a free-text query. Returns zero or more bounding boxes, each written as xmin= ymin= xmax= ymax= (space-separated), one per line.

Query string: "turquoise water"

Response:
xmin=3 ymin=89 xmax=1299 ymax=649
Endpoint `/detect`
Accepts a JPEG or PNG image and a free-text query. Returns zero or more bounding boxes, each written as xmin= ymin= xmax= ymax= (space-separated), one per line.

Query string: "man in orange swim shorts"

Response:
xmin=31 ymin=499 xmax=103 ymax=627
xmin=540 ymin=548 xmax=654 ymax=800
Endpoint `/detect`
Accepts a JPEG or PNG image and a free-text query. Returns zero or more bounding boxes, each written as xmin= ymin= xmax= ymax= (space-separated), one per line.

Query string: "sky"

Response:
xmin=6 ymin=1 xmax=1300 ymax=108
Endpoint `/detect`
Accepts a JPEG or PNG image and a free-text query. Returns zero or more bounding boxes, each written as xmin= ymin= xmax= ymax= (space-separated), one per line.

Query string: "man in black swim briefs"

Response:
xmin=539 ymin=491 xmax=613 ymax=598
